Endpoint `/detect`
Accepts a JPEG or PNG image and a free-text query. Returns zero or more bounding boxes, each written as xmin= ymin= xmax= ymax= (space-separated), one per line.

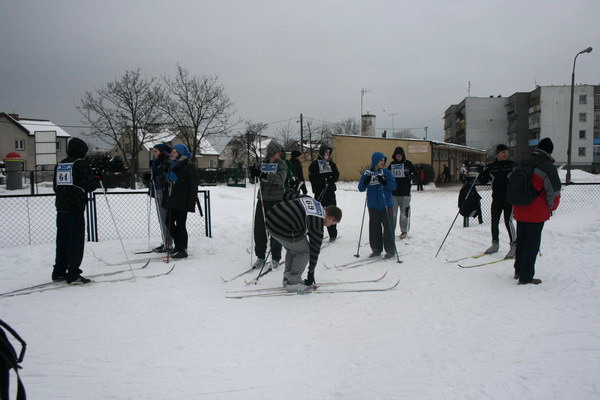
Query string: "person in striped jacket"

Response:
xmin=266 ymin=197 xmax=342 ymax=292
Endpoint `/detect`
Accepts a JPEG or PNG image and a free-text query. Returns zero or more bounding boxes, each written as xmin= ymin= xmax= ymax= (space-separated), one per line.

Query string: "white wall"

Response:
xmin=540 ymin=85 xmax=594 ymax=166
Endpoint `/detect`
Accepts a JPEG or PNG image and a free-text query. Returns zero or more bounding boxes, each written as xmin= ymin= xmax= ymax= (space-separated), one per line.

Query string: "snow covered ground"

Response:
xmin=2 ymin=170 xmax=600 ymax=399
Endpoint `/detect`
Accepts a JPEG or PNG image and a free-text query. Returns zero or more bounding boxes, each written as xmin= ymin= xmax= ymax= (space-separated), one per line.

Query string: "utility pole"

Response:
xmin=300 ymin=113 xmax=304 ymax=152
xmin=424 ymin=126 xmax=428 ymax=140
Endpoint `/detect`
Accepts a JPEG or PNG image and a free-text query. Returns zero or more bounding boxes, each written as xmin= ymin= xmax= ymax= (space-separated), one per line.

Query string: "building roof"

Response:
xmin=331 ymin=133 xmax=486 ymax=153
xmin=141 ymin=130 xmax=219 ymax=156
xmin=2 ymin=113 xmax=71 ymax=138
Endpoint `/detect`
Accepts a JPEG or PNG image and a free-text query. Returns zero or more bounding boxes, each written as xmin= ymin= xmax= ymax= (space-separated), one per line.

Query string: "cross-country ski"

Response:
xmin=458 ymin=258 xmax=512 ymax=268
xmin=226 ymin=279 xmax=400 ymax=299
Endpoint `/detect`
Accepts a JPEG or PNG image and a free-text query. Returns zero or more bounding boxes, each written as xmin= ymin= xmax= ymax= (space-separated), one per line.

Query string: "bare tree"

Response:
xmin=394 ymin=128 xmax=416 ymax=139
xmin=77 ymin=69 xmax=164 ymax=187
xmin=227 ymin=121 xmax=268 ymax=168
xmin=304 ymin=119 xmax=332 ymax=162
xmin=273 ymin=120 xmax=300 ymax=151
xmin=331 ymin=117 xmax=360 ymax=136
xmin=162 ymin=66 xmax=238 ymax=163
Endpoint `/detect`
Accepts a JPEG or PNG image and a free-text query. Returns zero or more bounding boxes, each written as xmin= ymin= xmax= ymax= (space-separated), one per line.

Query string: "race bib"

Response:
xmin=367 ymin=170 xmax=384 ymax=186
xmin=261 ymin=163 xmax=278 ymax=174
xmin=318 ymin=160 xmax=332 ymax=174
xmin=299 ymin=197 xmax=325 ymax=219
xmin=56 ymin=163 xmax=74 ymax=186
xmin=391 ymin=164 xmax=405 ymax=178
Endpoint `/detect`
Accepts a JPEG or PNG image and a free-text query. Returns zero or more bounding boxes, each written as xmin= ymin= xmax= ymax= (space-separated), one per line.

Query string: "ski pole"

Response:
xmin=435 ymin=173 xmax=480 ymax=258
xmin=249 ymin=169 xmax=258 ymax=268
xmin=354 ymin=193 xmax=368 ymax=258
xmin=98 ymin=180 xmax=136 ymax=279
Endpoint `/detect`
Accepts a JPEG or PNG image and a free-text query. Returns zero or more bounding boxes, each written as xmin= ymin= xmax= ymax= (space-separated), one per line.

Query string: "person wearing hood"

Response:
xmin=387 ymin=146 xmax=416 ymax=239
xmin=249 ymin=139 xmax=287 ymax=270
xmin=149 ymin=143 xmax=173 ymax=253
xmin=512 ymin=138 xmax=561 ymax=285
xmin=308 ymin=144 xmax=340 ymax=242
xmin=290 ymin=150 xmax=308 ymax=195
xmin=358 ymin=152 xmax=397 ymax=259
xmin=164 ymin=143 xmax=199 ymax=259
xmin=52 ymin=137 xmax=101 ymax=284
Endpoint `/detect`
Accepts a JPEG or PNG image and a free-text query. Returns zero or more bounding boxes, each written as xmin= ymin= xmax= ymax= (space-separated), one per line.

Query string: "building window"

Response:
xmin=15 ymin=140 xmax=25 ymax=150
xmin=594 ymin=146 xmax=600 ymax=157
xmin=579 ymin=130 xmax=586 ymax=139
xmin=579 ymin=113 xmax=587 ymax=123
xmin=56 ymin=141 xmax=61 ymax=151
xmin=578 ymin=147 xmax=586 ymax=157
xmin=579 ymin=94 xmax=587 ymax=105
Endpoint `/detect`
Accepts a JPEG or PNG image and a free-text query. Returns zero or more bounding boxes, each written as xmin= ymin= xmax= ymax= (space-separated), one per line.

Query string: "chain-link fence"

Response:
xmin=0 ymin=190 xmax=211 ymax=248
xmin=476 ymin=182 xmax=600 ymax=223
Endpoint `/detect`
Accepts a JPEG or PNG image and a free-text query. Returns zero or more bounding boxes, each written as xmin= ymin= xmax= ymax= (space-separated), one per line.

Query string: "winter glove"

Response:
xmin=259 ymin=172 xmax=269 ymax=181
xmin=304 ymin=271 xmax=315 ymax=286
xmin=376 ymin=175 xmax=387 ymax=185
xmin=325 ymin=176 xmax=334 ymax=184
xmin=166 ymin=172 xmax=178 ymax=182
xmin=249 ymin=166 xmax=261 ymax=178
xmin=363 ymin=175 xmax=372 ymax=185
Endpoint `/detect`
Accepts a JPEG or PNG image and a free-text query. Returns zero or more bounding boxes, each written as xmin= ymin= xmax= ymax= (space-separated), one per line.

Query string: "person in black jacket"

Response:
xmin=164 ymin=144 xmax=199 ymax=259
xmin=53 ymin=137 xmax=100 ymax=284
xmin=387 ymin=146 xmax=416 ymax=239
xmin=308 ymin=144 xmax=340 ymax=242
xmin=478 ymin=144 xmax=516 ymax=258
xmin=289 ymin=150 xmax=308 ymax=194
xmin=150 ymin=143 xmax=172 ymax=253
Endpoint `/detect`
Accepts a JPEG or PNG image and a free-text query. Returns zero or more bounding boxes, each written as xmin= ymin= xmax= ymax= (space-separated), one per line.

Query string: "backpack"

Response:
xmin=506 ymin=159 xmax=545 ymax=206
xmin=0 ymin=319 xmax=27 ymax=400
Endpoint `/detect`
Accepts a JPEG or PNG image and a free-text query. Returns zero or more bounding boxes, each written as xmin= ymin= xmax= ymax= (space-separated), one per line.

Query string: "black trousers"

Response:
xmin=168 ymin=208 xmax=189 ymax=250
xmin=321 ymin=193 xmax=338 ymax=240
xmin=254 ymin=200 xmax=282 ymax=261
xmin=491 ymin=200 xmax=515 ymax=243
xmin=368 ymin=208 xmax=396 ymax=254
xmin=54 ymin=211 xmax=85 ymax=279
xmin=514 ymin=221 xmax=545 ymax=283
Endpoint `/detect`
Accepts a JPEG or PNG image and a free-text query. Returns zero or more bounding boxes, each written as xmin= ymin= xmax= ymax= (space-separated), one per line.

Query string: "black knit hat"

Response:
xmin=291 ymin=150 xmax=301 ymax=158
xmin=537 ymin=138 xmax=554 ymax=155
xmin=495 ymin=144 xmax=508 ymax=154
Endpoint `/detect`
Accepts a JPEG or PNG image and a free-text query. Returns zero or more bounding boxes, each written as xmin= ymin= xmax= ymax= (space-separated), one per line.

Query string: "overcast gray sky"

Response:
xmin=1 ymin=0 xmax=599 ymax=146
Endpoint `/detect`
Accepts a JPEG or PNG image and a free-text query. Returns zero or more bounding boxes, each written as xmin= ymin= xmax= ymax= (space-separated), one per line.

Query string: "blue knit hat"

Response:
xmin=173 ymin=144 xmax=192 ymax=158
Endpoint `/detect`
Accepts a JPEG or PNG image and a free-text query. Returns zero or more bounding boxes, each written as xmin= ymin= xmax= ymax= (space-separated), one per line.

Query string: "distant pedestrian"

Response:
xmin=53 ymin=138 xmax=101 ymax=284
xmin=416 ymin=166 xmax=425 ymax=191
xmin=512 ymin=138 xmax=561 ymax=285
xmin=309 ymin=144 xmax=340 ymax=242
xmin=358 ymin=152 xmax=397 ymax=259
xmin=387 ymin=146 xmax=416 ymax=239
xmin=443 ymin=164 xmax=451 ymax=183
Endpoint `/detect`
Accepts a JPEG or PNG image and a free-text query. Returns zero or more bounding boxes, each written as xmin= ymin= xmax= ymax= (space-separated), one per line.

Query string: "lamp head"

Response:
xmin=583 ymin=47 xmax=593 ymax=54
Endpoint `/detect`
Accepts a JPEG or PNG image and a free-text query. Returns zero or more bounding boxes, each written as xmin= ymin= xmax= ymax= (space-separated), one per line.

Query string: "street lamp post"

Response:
xmin=566 ymin=46 xmax=593 ymax=184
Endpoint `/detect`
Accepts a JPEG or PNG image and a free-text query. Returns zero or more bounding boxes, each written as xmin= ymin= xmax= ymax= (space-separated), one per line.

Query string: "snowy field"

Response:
xmin=2 ymin=170 xmax=600 ymax=399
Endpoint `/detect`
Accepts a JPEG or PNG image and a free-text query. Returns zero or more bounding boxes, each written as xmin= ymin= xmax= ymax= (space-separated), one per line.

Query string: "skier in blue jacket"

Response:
xmin=358 ymin=152 xmax=397 ymax=259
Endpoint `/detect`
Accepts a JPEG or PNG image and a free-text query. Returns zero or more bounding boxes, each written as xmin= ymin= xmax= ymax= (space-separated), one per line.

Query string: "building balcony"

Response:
xmin=529 ymin=121 xmax=540 ymax=129
xmin=529 ymin=105 xmax=541 ymax=114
